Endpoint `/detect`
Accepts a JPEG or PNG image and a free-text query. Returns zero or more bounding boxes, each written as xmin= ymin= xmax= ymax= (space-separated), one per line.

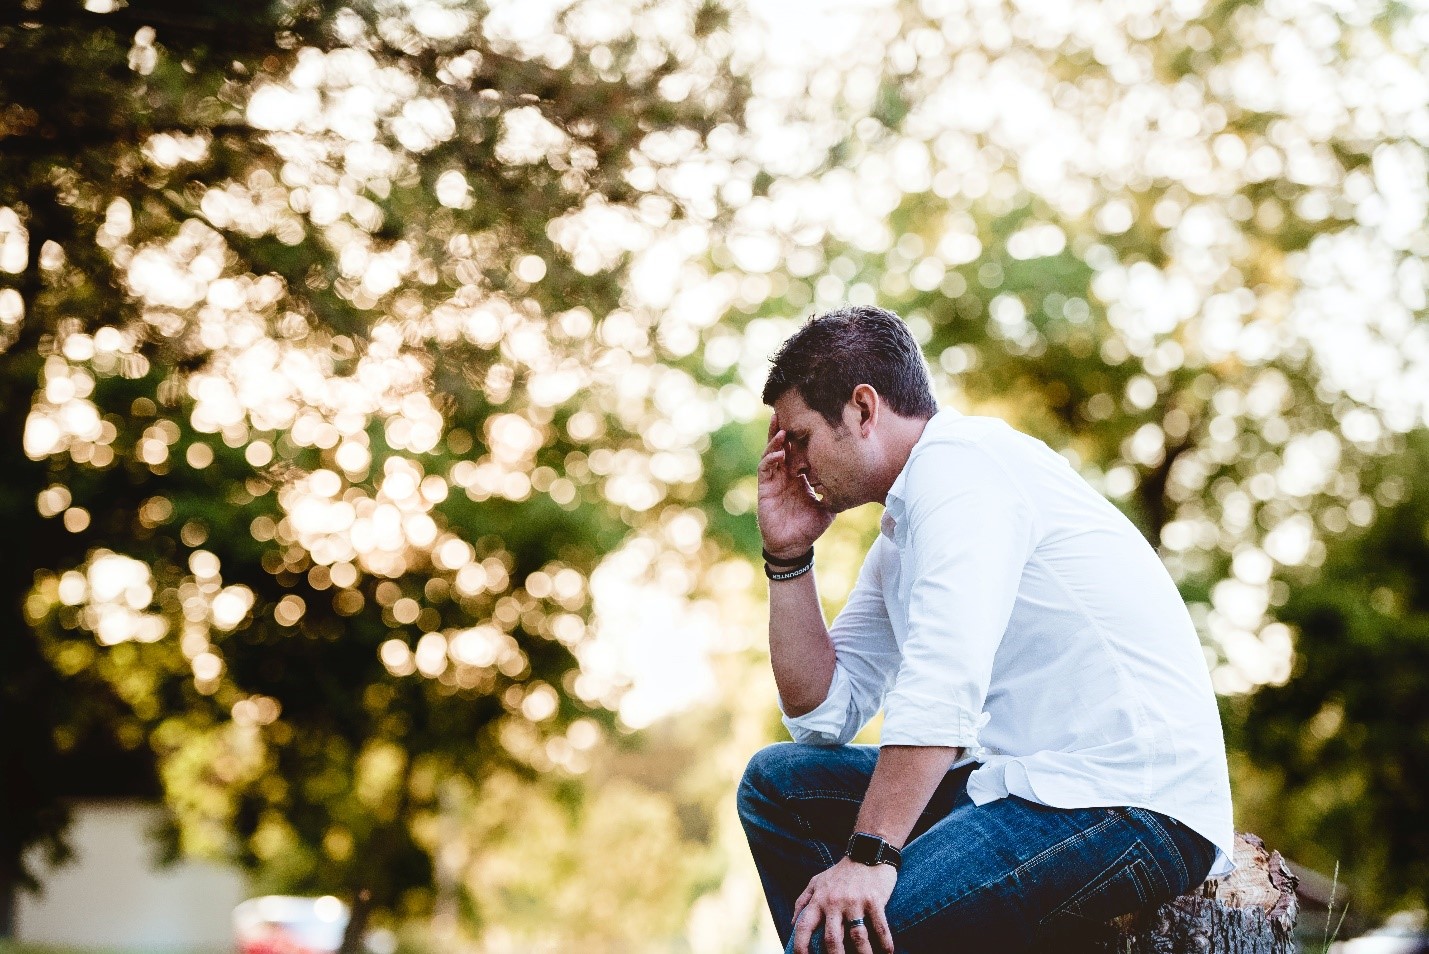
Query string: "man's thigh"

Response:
xmin=887 ymin=796 xmax=1187 ymax=953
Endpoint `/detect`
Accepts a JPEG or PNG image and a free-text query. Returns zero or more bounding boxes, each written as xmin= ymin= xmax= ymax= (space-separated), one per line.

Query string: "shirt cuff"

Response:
xmin=780 ymin=664 xmax=857 ymax=745
xmin=880 ymin=698 xmax=989 ymax=749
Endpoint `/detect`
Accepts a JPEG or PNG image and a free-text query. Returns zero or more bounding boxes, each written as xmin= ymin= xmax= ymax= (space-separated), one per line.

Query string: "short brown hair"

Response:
xmin=762 ymin=305 xmax=937 ymax=425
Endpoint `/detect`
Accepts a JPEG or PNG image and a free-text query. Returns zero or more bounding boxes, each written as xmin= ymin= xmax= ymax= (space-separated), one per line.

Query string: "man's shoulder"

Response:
xmin=898 ymin=412 xmax=1068 ymax=509
xmin=913 ymin=412 xmax=1026 ymax=462
xmin=892 ymin=414 xmax=1028 ymax=508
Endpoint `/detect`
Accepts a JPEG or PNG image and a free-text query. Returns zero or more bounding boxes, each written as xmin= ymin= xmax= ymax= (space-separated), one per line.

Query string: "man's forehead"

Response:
xmin=772 ymin=391 xmax=819 ymax=428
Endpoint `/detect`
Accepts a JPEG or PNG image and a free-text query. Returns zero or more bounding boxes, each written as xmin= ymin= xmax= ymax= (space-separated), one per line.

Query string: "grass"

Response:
xmin=1300 ymin=862 xmax=1352 ymax=954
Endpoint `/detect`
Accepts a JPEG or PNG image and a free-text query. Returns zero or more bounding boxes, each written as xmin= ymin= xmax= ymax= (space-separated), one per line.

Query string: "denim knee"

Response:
xmin=738 ymin=743 xmax=796 ymax=824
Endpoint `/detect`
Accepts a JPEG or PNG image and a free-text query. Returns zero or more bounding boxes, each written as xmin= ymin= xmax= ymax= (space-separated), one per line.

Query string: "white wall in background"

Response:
xmin=16 ymin=800 xmax=248 ymax=952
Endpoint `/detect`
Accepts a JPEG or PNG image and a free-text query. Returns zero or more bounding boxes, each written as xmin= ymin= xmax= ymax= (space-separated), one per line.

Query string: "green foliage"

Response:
xmin=0 ymin=0 xmax=751 ymax=928
xmin=1230 ymin=431 xmax=1429 ymax=917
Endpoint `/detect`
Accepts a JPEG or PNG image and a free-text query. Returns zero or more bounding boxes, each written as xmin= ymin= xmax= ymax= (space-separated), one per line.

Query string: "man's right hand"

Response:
xmin=758 ymin=412 xmax=834 ymax=560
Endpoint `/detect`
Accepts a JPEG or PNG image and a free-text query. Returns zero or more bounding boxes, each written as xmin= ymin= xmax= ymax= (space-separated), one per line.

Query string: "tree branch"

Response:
xmin=0 ymin=123 xmax=254 ymax=156
xmin=0 ymin=5 xmax=321 ymax=49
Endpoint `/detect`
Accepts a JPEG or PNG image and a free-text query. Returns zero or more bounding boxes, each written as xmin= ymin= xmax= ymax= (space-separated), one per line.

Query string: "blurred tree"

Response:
xmin=1229 ymin=430 xmax=1429 ymax=919
xmin=1 ymin=0 xmax=749 ymax=931
xmin=693 ymin=0 xmax=1429 ymax=919
xmin=7 ymin=0 xmax=1429 ymax=939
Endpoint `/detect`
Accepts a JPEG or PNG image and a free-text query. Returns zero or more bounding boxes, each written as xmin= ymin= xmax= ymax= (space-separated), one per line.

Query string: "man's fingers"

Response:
xmin=759 ymin=428 xmax=811 ymax=487
xmin=870 ymin=907 xmax=895 ymax=954
xmin=824 ymin=913 xmax=847 ymax=954
xmin=759 ymin=445 xmax=785 ymax=468
xmin=759 ymin=430 xmax=791 ymax=481
xmin=792 ymin=905 xmax=817 ymax=954
xmin=765 ymin=427 xmax=802 ymax=481
xmin=768 ymin=412 xmax=779 ymax=440
xmin=793 ymin=885 xmax=813 ymax=919
xmin=848 ymin=920 xmax=875 ymax=954
xmin=759 ymin=450 xmax=787 ymax=483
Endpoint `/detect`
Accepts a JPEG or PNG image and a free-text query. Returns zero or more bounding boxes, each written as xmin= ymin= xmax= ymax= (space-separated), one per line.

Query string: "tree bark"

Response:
xmin=336 ymin=889 xmax=371 ymax=954
xmin=1054 ymin=833 xmax=1299 ymax=954
xmin=0 ymin=867 xmax=14 ymax=939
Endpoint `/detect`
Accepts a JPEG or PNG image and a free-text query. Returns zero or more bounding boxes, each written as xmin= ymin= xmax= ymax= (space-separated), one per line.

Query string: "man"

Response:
xmin=738 ymin=305 xmax=1234 ymax=954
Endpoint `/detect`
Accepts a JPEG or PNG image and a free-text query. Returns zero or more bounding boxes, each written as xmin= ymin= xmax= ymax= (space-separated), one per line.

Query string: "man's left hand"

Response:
xmin=791 ymin=857 xmax=898 ymax=954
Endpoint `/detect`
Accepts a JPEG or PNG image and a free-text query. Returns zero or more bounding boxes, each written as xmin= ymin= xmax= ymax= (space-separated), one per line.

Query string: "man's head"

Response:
xmin=762 ymin=306 xmax=937 ymax=512
xmin=761 ymin=305 xmax=937 ymax=426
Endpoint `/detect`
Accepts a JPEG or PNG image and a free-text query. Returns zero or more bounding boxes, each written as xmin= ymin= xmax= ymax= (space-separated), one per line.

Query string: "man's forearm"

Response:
xmin=768 ymin=570 xmax=837 ymax=716
xmin=852 ymin=745 xmax=965 ymax=848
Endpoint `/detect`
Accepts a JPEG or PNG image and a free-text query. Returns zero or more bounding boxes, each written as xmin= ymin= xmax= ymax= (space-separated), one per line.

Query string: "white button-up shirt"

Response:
xmin=782 ymin=410 xmax=1236 ymax=876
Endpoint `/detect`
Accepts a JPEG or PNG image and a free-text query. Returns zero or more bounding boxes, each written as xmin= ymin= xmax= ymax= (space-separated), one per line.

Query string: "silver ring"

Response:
xmin=848 ymin=917 xmax=865 ymax=928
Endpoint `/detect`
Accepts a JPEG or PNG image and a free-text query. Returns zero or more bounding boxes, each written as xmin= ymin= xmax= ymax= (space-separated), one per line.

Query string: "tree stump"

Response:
xmin=1062 ymin=832 xmax=1299 ymax=954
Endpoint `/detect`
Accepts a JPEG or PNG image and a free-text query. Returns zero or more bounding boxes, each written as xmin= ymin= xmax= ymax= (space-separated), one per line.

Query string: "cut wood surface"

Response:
xmin=1047 ymin=832 xmax=1299 ymax=954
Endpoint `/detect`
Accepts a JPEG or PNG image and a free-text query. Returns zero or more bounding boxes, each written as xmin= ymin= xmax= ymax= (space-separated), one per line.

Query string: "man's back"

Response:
xmin=783 ymin=410 xmax=1234 ymax=876
xmin=904 ymin=414 xmax=1233 ymax=873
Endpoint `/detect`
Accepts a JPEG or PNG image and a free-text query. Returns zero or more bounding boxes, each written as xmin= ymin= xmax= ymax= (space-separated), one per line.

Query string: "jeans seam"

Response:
xmin=786 ymin=789 xmax=866 ymax=801
xmin=897 ymin=868 xmax=1011 ymax=935
xmin=786 ymin=790 xmax=950 ymax=834
xmin=1010 ymin=810 xmax=1124 ymax=879
xmin=1041 ymin=842 xmax=1152 ymax=927
xmin=896 ymin=812 xmax=1125 ymax=935
xmin=1130 ymin=808 xmax=1188 ymax=890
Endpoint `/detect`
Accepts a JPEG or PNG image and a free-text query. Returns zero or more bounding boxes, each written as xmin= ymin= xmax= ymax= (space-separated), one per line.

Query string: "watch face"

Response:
xmin=847 ymin=832 xmax=902 ymax=869
xmin=848 ymin=832 xmax=882 ymax=865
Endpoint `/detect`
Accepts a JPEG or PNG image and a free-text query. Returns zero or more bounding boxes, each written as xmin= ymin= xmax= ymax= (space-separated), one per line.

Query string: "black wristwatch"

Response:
xmin=845 ymin=831 xmax=902 ymax=871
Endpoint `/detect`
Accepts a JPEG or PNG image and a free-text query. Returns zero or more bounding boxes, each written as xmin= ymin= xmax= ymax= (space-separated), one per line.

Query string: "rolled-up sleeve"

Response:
xmin=781 ymin=537 xmax=901 ymax=745
xmin=880 ymin=442 xmax=1038 ymax=749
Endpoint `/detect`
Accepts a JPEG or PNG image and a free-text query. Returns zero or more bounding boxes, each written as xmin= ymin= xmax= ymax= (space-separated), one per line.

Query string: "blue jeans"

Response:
xmin=737 ymin=743 xmax=1215 ymax=954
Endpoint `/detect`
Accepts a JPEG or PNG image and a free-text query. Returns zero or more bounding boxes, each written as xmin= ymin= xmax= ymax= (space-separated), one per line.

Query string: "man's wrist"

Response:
xmin=762 ymin=544 xmax=813 ymax=565
xmin=763 ymin=546 xmax=815 ymax=581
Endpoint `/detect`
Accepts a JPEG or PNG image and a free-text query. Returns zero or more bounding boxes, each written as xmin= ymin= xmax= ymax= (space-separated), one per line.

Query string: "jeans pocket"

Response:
xmin=1039 ymin=841 xmax=1161 ymax=931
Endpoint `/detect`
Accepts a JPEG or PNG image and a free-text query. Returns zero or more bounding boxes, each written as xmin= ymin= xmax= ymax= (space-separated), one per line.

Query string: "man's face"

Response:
xmin=771 ymin=389 xmax=870 ymax=513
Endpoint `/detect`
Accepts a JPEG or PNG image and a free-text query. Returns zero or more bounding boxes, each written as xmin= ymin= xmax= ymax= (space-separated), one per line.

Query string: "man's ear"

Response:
xmin=850 ymin=384 xmax=879 ymax=437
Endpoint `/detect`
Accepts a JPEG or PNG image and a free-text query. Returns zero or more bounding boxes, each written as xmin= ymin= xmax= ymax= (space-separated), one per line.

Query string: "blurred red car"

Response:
xmin=233 ymin=895 xmax=349 ymax=954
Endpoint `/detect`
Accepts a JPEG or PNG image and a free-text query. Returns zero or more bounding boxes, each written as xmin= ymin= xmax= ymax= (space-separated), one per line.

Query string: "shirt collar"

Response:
xmin=881 ymin=408 xmax=960 ymax=546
